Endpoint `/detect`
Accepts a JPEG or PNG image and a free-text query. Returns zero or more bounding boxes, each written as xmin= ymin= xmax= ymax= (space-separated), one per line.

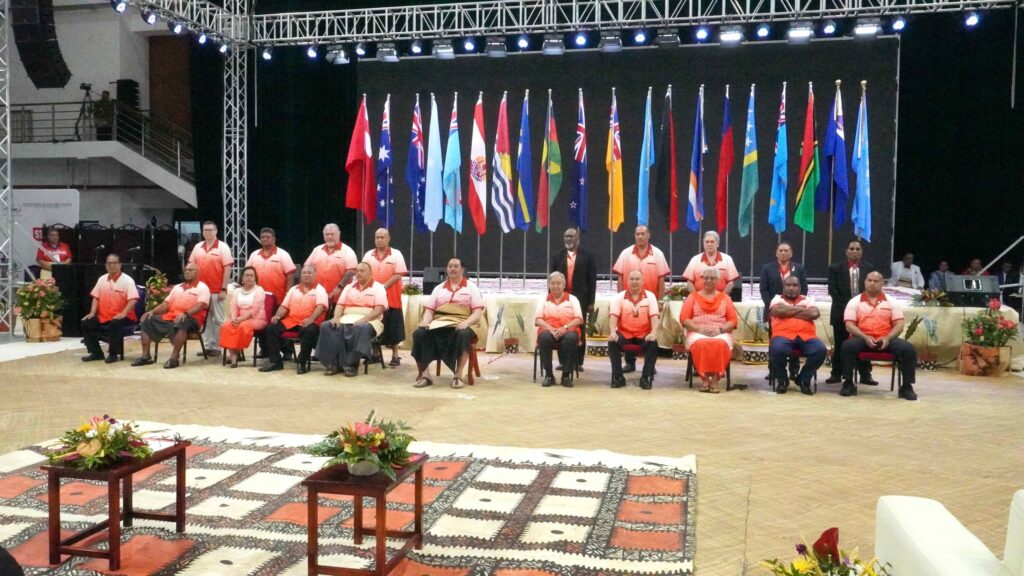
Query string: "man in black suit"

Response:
xmin=826 ymin=239 xmax=878 ymax=385
xmin=759 ymin=241 xmax=808 ymax=380
xmin=551 ymin=226 xmax=597 ymax=369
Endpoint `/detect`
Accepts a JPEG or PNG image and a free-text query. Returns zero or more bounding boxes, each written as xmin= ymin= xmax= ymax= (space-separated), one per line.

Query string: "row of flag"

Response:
xmin=343 ymin=82 xmax=873 ymax=243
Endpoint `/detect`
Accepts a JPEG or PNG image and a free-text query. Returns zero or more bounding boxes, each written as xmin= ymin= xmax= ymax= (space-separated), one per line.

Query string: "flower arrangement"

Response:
xmin=144 ymin=272 xmax=172 ymax=312
xmin=962 ymin=298 xmax=1018 ymax=347
xmin=402 ymin=282 xmax=423 ymax=296
xmin=47 ymin=415 xmax=153 ymax=471
xmin=762 ymin=527 xmax=890 ymax=576
xmin=910 ymin=289 xmax=954 ymax=307
xmin=663 ymin=283 xmax=691 ymax=302
xmin=307 ymin=411 xmax=415 ymax=480
xmin=14 ymin=277 xmax=64 ymax=319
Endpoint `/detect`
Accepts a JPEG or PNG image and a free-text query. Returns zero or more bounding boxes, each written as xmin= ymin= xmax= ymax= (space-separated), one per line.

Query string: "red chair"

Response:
xmin=855 ymin=351 xmax=901 ymax=391
xmin=768 ymin=349 xmax=817 ymax=392
xmin=435 ymin=335 xmax=481 ymax=385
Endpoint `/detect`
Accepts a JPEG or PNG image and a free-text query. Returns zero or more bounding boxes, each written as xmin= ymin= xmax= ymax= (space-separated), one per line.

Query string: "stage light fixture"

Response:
xmin=141 ymin=9 xmax=158 ymax=25
xmin=756 ymin=24 xmax=770 ymax=38
xmin=325 ymin=45 xmax=349 ymax=65
xmin=463 ymin=38 xmax=476 ymax=51
xmin=306 ymin=44 xmax=318 ymax=59
xmin=411 ymin=40 xmax=423 ymax=54
xmin=822 ymin=20 xmax=837 ymax=35
xmin=633 ymin=30 xmax=647 ymax=44
xmin=892 ymin=16 xmax=906 ymax=31
xmin=517 ymin=35 xmax=530 ymax=49
xmin=964 ymin=11 xmax=979 ymax=27
xmin=787 ymin=22 xmax=814 ymax=43
xmin=434 ymin=40 xmax=456 ymax=59
xmin=486 ymin=37 xmax=507 ymax=57
xmin=218 ymin=40 xmax=230 ymax=54
xmin=167 ymin=20 xmax=185 ymax=35
xmin=261 ymin=47 xmax=273 ymax=61
xmin=655 ymin=28 xmax=680 ymax=47
xmin=197 ymin=32 xmax=208 ymax=45
xmin=599 ymin=31 xmax=623 ymax=53
xmin=355 ymin=42 xmax=367 ymax=56
xmin=542 ymin=34 xmax=565 ymax=55
xmin=573 ymin=31 xmax=588 ymax=47
xmin=378 ymin=42 xmax=399 ymax=62
xmin=110 ymin=0 xmax=127 ymax=13
xmin=853 ymin=18 xmax=881 ymax=37
xmin=695 ymin=26 xmax=710 ymax=41
xmin=719 ymin=25 xmax=744 ymax=45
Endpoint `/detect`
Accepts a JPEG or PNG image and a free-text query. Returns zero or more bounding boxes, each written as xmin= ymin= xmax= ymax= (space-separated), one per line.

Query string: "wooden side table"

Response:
xmin=41 ymin=440 xmax=190 ymax=570
xmin=302 ymin=454 xmax=428 ymax=576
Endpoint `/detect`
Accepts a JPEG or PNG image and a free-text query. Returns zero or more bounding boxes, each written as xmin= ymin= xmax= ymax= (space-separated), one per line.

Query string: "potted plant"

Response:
xmin=307 ymin=411 xmax=415 ymax=480
xmin=817 ymin=317 xmax=835 ymax=367
xmin=662 ymin=283 xmax=690 ymax=303
xmin=489 ymin=304 xmax=525 ymax=354
xmin=739 ymin=306 xmax=769 ymax=364
xmin=144 ymin=272 xmax=172 ymax=312
xmin=959 ymin=298 xmax=1018 ymax=376
xmin=584 ymin=308 xmax=608 ymax=357
xmin=15 ymin=277 xmax=64 ymax=342
xmin=671 ymin=332 xmax=688 ymax=360
xmin=762 ymin=527 xmax=890 ymax=575
xmin=903 ymin=315 xmax=939 ymax=370
xmin=46 ymin=415 xmax=153 ymax=471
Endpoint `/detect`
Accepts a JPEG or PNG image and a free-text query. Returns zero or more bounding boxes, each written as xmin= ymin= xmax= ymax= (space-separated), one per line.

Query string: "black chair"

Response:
xmin=532 ymin=337 xmax=582 ymax=382
xmin=154 ymin=317 xmax=208 ymax=363
xmin=685 ymin=354 xmax=733 ymax=391
xmin=363 ymin=337 xmax=386 ymax=374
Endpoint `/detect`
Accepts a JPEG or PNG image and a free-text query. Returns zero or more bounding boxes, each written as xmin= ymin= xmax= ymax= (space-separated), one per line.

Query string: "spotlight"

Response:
xmin=378 ymin=42 xmax=399 ymax=63
xmin=306 ymin=44 xmax=318 ymax=59
xmin=542 ymin=34 xmax=565 ymax=55
xmin=964 ymin=11 xmax=979 ymax=27
xmin=485 ymin=37 xmax=507 ymax=57
xmin=633 ymin=30 xmax=647 ymax=44
xmin=167 ymin=20 xmax=185 ymax=35
xmin=410 ymin=40 xmax=423 ymax=55
xmin=110 ymin=0 xmax=127 ymax=13
xmin=141 ymin=9 xmax=158 ymax=25
xmin=325 ymin=45 xmax=349 ymax=65
xmin=433 ymin=40 xmax=455 ymax=59
xmin=600 ymin=30 xmax=623 ymax=53
xmin=719 ymin=25 xmax=744 ymax=45
xmin=573 ymin=31 xmax=588 ymax=47
xmin=197 ymin=32 xmax=208 ymax=45
xmin=517 ymin=35 xmax=530 ymax=49
xmin=787 ymin=22 xmax=814 ymax=43
xmin=822 ymin=20 xmax=837 ymax=35
xmin=218 ymin=41 xmax=229 ymax=54
xmin=463 ymin=38 xmax=476 ymax=51
xmin=355 ymin=42 xmax=367 ymax=56
xmin=853 ymin=18 xmax=881 ymax=37
xmin=261 ymin=47 xmax=273 ymax=61
xmin=756 ymin=24 xmax=770 ymax=38
xmin=695 ymin=26 xmax=710 ymax=41
xmin=655 ymin=28 xmax=680 ymax=47
xmin=892 ymin=16 xmax=906 ymax=31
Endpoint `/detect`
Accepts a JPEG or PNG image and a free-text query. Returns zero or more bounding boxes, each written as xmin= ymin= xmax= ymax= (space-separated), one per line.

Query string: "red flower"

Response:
xmin=975 ymin=327 xmax=985 ymax=335
xmin=988 ymin=299 xmax=1001 ymax=311
xmin=813 ymin=527 xmax=841 ymax=563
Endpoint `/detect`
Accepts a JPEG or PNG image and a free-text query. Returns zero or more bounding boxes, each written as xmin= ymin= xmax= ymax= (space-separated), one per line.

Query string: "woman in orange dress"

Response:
xmin=679 ymin=267 xmax=738 ymax=393
xmin=219 ymin=266 xmax=267 ymax=368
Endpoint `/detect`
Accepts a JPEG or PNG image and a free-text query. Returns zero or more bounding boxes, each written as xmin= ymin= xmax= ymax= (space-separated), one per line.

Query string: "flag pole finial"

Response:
xmin=860 ymin=80 xmax=867 ymax=91
xmin=725 ymin=84 xmax=729 ymax=97
xmin=478 ymin=91 xmax=483 ymax=99
xmin=835 ymin=79 xmax=842 ymax=87
xmin=416 ymin=93 xmax=420 ymax=103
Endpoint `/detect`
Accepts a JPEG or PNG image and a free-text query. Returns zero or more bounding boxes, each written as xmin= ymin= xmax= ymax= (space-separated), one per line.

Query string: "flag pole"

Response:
xmin=499 ymin=235 xmax=504 ymax=290
xmin=523 ymin=230 xmax=527 ymax=288
xmin=827 ymin=79 xmax=841 ymax=266
xmin=430 ymin=232 xmax=434 ymax=268
xmin=801 ymin=81 xmax=809 ymax=265
xmin=858 ymin=79 xmax=867 ymax=243
xmin=361 ymin=92 xmax=367 ymax=256
xmin=476 ymin=236 xmax=481 ymax=281
xmin=748 ymin=83 xmax=757 ymax=300
xmin=609 ymin=87 xmax=616 ymax=293
xmin=410 ymin=93 xmax=418 ymax=277
xmin=546 ymin=88 xmax=552 ymax=270
xmin=724 ymin=84 xmax=730 ymax=255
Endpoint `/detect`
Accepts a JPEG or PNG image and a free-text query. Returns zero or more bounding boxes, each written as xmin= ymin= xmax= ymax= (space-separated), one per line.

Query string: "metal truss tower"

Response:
xmin=222 ymin=0 xmax=248 ymax=274
xmin=0 ymin=0 xmax=13 ymax=342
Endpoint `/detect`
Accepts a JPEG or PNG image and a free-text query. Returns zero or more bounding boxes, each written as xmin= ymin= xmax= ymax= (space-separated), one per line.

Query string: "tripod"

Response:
xmin=73 ymin=87 xmax=94 ymax=142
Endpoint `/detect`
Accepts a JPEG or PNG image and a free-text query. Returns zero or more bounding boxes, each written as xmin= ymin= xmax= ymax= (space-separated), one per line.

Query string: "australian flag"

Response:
xmin=407 ymin=97 xmax=427 ymax=232
xmin=376 ymin=96 xmax=394 ymax=227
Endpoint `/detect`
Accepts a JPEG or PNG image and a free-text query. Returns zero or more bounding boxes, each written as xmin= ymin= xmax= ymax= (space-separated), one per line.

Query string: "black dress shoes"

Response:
xmin=899 ymin=384 xmax=918 ymax=401
xmin=825 ymin=375 xmax=843 ymax=384
xmin=610 ymin=375 xmax=627 ymax=388
xmin=622 ymin=362 xmax=636 ymax=374
xmin=259 ymin=363 xmax=283 ymax=373
xmin=799 ymin=381 xmax=814 ymax=395
xmin=542 ymin=376 xmax=556 ymax=387
xmin=82 ymin=353 xmax=104 ymax=362
xmin=840 ymin=381 xmax=857 ymax=396
xmin=105 ymin=353 xmax=120 ymax=364
xmin=638 ymin=376 xmax=652 ymax=390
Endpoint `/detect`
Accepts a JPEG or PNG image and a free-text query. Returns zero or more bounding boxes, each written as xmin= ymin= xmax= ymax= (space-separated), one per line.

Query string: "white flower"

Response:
xmin=85 ymin=430 xmax=97 ymax=439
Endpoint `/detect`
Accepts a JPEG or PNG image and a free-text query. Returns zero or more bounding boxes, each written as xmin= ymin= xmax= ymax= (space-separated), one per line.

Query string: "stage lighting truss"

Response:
xmin=378 ymin=42 xmax=399 ymax=62
xmin=542 ymin=34 xmax=565 ymax=55
xmin=600 ymin=30 xmax=623 ymax=52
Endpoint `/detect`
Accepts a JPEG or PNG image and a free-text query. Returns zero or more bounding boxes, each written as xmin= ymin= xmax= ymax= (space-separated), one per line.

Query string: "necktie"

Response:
xmin=850 ymin=266 xmax=860 ymax=296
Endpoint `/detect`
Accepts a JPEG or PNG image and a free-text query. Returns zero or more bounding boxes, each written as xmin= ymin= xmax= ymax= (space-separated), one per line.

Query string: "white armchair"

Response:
xmin=875 ymin=490 xmax=1024 ymax=576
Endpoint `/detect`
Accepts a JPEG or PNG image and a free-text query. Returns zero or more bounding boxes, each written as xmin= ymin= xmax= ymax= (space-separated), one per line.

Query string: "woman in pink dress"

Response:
xmin=679 ymin=268 xmax=738 ymax=393
xmin=219 ymin=266 xmax=267 ymax=368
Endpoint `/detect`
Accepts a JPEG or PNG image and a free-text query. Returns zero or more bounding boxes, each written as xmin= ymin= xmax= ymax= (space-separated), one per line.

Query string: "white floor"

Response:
xmin=0 ymin=334 xmax=86 ymax=363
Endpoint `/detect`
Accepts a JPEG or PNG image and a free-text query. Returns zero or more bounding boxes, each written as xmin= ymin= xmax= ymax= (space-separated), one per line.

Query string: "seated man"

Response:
xmin=534 ymin=271 xmax=583 ymax=388
xmin=411 ymin=258 xmax=484 ymax=389
xmin=889 ymin=253 xmax=925 ymax=289
xmin=318 ymin=262 xmax=386 ymax=377
xmin=839 ymin=271 xmax=918 ymax=400
xmin=608 ymin=269 xmax=660 ymax=390
xmin=133 ymin=263 xmax=210 ymax=369
xmin=928 ymin=260 xmax=953 ymax=291
xmin=81 ymin=253 xmax=138 ymax=363
xmin=768 ymin=276 xmax=826 ymax=396
xmin=260 ymin=265 xmax=328 ymax=374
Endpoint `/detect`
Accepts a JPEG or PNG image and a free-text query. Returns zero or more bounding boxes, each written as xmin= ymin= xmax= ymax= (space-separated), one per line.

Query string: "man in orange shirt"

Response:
xmin=304 ymin=223 xmax=357 ymax=304
xmin=362 ymin=228 xmax=407 ymax=366
xmin=839 ymin=271 xmax=918 ymax=400
xmin=319 ymin=262 xmax=387 ymax=377
xmin=188 ymin=220 xmax=233 ymax=357
xmin=81 ymin=253 xmax=138 ymax=363
xmin=260 ymin=265 xmax=329 ymax=374
xmin=245 ymin=227 xmax=296 ymax=305
xmin=132 ymin=263 xmax=210 ymax=369
xmin=608 ymin=270 xmax=660 ymax=390
xmin=534 ymin=271 xmax=583 ymax=388
xmin=611 ymin=225 xmax=669 ymax=374
xmin=768 ymin=276 xmax=825 ymax=395
xmin=35 ymin=226 xmax=72 ymax=272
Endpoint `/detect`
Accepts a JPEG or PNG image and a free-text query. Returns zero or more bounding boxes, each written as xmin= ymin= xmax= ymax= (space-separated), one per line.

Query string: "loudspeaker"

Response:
xmin=11 ymin=0 xmax=71 ymax=89
xmin=944 ymin=274 xmax=1001 ymax=307
xmin=422 ymin=267 xmax=447 ymax=294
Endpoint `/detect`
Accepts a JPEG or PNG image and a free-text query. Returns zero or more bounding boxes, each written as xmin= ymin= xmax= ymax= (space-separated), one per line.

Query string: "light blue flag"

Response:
xmin=636 ymin=88 xmax=655 ymax=226
xmin=852 ymin=89 xmax=871 ymax=242
xmin=424 ymin=94 xmax=444 ymax=232
xmin=443 ymin=94 xmax=463 ymax=233
xmin=768 ymin=84 xmax=788 ymax=234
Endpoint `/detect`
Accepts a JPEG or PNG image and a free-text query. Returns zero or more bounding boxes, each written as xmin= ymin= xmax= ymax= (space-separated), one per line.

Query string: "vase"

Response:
xmin=739 ymin=340 xmax=770 ymax=365
xmin=586 ymin=336 xmax=608 ymax=357
xmin=348 ymin=460 xmax=380 ymax=476
xmin=671 ymin=343 xmax=688 ymax=360
xmin=503 ymin=338 xmax=520 ymax=354
xmin=959 ymin=343 xmax=1010 ymax=376
xmin=23 ymin=318 xmax=43 ymax=342
xmin=41 ymin=316 xmax=63 ymax=341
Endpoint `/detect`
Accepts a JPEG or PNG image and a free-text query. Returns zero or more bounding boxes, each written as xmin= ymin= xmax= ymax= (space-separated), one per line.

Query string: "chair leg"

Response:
xmin=154 ymin=341 xmax=159 ymax=363
xmin=726 ymin=363 xmax=732 ymax=391
xmin=532 ymin=347 xmax=539 ymax=382
xmin=892 ymin=359 xmax=899 ymax=391
xmin=468 ymin=348 xmax=478 ymax=385
xmin=197 ymin=335 xmax=207 ymax=362
xmin=686 ymin=355 xmax=694 ymax=388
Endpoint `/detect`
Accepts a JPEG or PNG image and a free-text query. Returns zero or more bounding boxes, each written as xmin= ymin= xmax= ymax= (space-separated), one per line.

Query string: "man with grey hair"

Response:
xmin=611 ymin=225 xmax=669 ymax=373
xmin=534 ymin=271 xmax=584 ymax=387
xmin=607 ymin=269 xmax=660 ymax=390
xmin=682 ymin=230 xmax=740 ymax=294
xmin=260 ymin=265 xmax=329 ymax=374
xmin=304 ymin=223 xmax=357 ymax=304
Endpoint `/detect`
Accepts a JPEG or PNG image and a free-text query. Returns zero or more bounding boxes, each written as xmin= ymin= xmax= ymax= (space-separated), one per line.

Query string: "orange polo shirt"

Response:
xmin=339 ymin=280 xmax=388 ymax=309
xmin=305 ymin=243 xmax=358 ymax=298
xmin=534 ymin=293 xmax=583 ymax=337
xmin=246 ymin=246 xmax=296 ymax=304
xmin=613 ymin=245 xmax=670 ymax=296
xmin=280 ymin=283 xmax=329 ymax=329
xmin=682 ymin=252 xmax=741 ymax=292
xmin=89 ymin=272 xmax=138 ymax=323
xmin=844 ymin=292 xmax=904 ymax=339
xmin=188 ymin=240 xmax=233 ymax=293
xmin=425 ymin=278 xmax=484 ymax=312
xmin=610 ymin=289 xmax=660 ymax=339
xmin=36 ymin=241 xmax=72 ymax=263
xmin=162 ymin=281 xmax=211 ymax=325
xmin=362 ymin=247 xmax=407 ymax=309
xmin=769 ymin=294 xmax=818 ymax=341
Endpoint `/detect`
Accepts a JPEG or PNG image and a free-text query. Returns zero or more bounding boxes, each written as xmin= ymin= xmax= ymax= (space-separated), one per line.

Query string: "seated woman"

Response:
xmin=534 ymin=271 xmax=584 ymax=388
xmin=679 ymin=267 xmax=738 ymax=393
xmin=219 ymin=266 xmax=267 ymax=368
xmin=411 ymin=258 xmax=484 ymax=389
xmin=317 ymin=262 xmax=386 ymax=377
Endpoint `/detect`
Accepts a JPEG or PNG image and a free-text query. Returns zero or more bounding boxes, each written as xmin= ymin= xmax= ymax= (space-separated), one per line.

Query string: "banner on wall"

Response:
xmin=11 ymin=188 xmax=80 ymax=280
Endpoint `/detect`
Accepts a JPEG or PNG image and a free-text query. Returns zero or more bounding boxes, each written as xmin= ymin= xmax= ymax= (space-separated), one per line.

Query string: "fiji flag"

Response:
xmin=767 ymin=83 xmax=788 ymax=234
xmin=686 ymin=86 xmax=707 ymax=232
xmin=376 ymin=95 xmax=394 ymax=227
xmin=514 ymin=91 xmax=534 ymax=231
xmin=407 ymin=96 xmax=427 ymax=232
xmin=570 ymin=89 xmax=588 ymax=231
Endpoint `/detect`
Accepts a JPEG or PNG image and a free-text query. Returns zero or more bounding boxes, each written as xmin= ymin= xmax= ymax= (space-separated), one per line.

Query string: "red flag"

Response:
xmin=715 ymin=89 xmax=734 ymax=232
xmin=345 ymin=95 xmax=375 ymax=222
xmin=468 ymin=94 xmax=488 ymax=235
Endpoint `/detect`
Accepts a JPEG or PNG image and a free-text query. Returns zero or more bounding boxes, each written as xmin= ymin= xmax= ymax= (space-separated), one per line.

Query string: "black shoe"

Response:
xmin=610 ymin=375 xmax=627 ymax=388
xmin=622 ymin=362 xmax=636 ymax=374
xmin=840 ymin=381 xmax=857 ymax=397
xmin=324 ymin=365 xmax=339 ymax=376
xmin=639 ymin=376 xmax=652 ymax=390
xmin=81 ymin=352 xmax=104 ymax=362
xmin=130 ymin=356 xmax=154 ymax=367
xmin=254 ymin=350 xmax=268 ymax=359
xmin=859 ymin=375 xmax=879 ymax=386
xmin=105 ymin=353 xmax=119 ymax=364
xmin=799 ymin=381 xmax=814 ymax=396
xmin=343 ymin=365 xmax=358 ymax=377
xmin=577 ymin=364 xmax=584 ymax=372
xmin=542 ymin=376 xmax=556 ymax=387
xmin=825 ymin=375 xmax=843 ymax=384
xmin=560 ymin=374 xmax=573 ymax=388
xmin=775 ymin=379 xmax=789 ymax=394
xmin=199 ymin=349 xmax=220 ymax=357
xmin=555 ymin=364 xmax=563 ymax=371
xmin=259 ymin=362 xmax=283 ymax=372
xmin=899 ymin=384 xmax=918 ymax=401
xmin=297 ymin=364 xmax=309 ymax=375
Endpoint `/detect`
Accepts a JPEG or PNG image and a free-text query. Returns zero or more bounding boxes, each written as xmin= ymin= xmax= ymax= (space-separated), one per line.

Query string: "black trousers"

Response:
xmin=608 ymin=334 xmax=658 ymax=379
xmin=265 ymin=322 xmax=318 ymax=365
xmin=831 ymin=321 xmax=873 ymax=379
xmin=537 ymin=330 xmax=578 ymax=378
xmin=81 ymin=316 xmax=126 ymax=356
xmin=839 ymin=337 xmax=917 ymax=386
